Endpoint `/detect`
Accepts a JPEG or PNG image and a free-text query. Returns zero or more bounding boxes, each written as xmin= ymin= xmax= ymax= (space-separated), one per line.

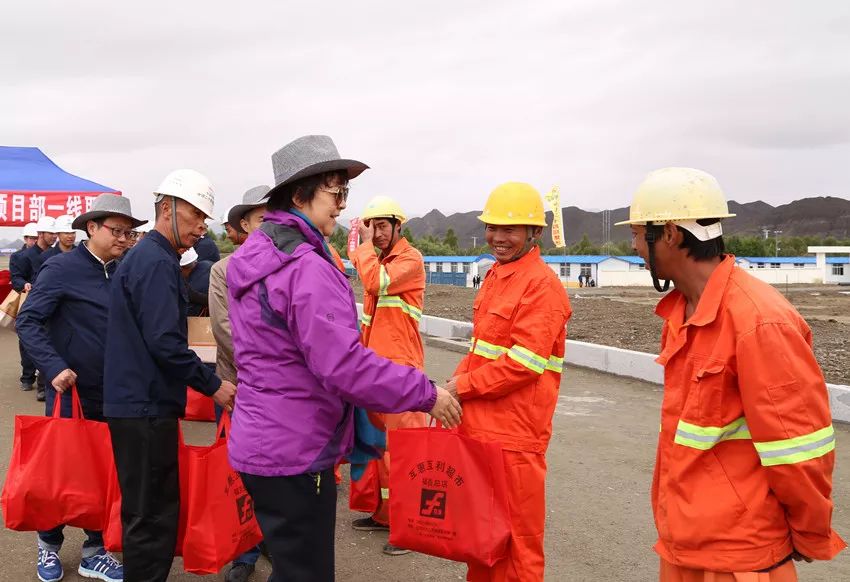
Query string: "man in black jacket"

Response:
xmin=17 ymin=194 xmax=146 ymax=582
xmin=9 ymin=222 xmax=39 ymax=392
xmin=104 ymin=169 xmax=236 ymax=581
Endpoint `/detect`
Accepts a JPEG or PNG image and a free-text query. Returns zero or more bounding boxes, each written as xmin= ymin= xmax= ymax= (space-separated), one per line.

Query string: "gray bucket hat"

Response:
xmin=71 ymin=193 xmax=147 ymax=230
xmin=228 ymin=185 xmax=271 ymax=234
xmin=267 ymin=135 xmax=368 ymax=199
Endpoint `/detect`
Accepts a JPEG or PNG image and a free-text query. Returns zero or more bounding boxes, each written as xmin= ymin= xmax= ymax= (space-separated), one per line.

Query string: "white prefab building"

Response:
xmin=417 ymin=251 xmax=850 ymax=288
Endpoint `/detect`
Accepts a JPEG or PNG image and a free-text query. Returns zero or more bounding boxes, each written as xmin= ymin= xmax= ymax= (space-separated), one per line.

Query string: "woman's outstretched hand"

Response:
xmin=430 ymin=386 xmax=462 ymax=428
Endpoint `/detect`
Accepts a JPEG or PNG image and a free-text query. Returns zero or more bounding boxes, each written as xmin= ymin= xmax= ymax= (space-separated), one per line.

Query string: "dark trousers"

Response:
xmin=18 ymin=338 xmax=35 ymax=385
xmin=241 ymin=469 xmax=337 ymax=582
xmin=107 ymin=417 xmax=180 ymax=582
xmin=39 ymin=391 xmax=106 ymax=549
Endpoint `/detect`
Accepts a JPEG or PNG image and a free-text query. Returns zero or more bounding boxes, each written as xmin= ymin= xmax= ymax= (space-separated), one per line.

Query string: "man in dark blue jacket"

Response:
xmin=9 ymin=222 xmax=39 ymax=392
xmin=17 ymin=194 xmax=146 ymax=582
xmin=37 ymin=214 xmax=77 ymax=266
xmin=16 ymin=216 xmax=58 ymax=401
xmin=104 ymin=169 xmax=236 ymax=582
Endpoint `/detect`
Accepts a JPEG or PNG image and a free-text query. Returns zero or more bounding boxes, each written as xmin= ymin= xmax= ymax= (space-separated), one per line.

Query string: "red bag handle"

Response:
xmin=51 ymin=385 xmax=84 ymax=419
xmin=179 ymin=410 xmax=231 ymax=447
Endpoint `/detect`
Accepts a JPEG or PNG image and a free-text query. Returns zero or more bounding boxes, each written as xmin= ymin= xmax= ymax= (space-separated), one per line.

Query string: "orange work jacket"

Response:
xmin=653 ymin=255 xmax=845 ymax=572
xmin=349 ymin=237 xmax=425 ymax=369
xmin=453 ymin=247 xmax=572 ymax=454
xmin=328 ymin=245 xmax=346 ymax=273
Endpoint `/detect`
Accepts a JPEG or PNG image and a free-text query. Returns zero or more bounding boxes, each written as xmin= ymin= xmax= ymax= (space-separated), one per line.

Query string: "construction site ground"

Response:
xmin=351 ymin=281 xmax=850 ymax=386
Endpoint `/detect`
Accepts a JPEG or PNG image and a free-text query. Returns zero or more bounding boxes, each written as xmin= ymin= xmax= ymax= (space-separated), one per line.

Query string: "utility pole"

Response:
xmin=774 ymin=230 xmax=783 ymax=257
xmin=471 ymin=236 xmax=479 ymax=249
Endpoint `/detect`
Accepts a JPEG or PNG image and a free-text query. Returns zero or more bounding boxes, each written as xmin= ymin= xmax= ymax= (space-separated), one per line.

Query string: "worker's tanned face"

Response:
xmin=486 ymin=224 xmax=530 ymax=263
xmin=371 ymin=218 xmax=397 ymax=252
xmin=40 ymin=232 xmax=58 ymax=247
xmin=631 ymin=225 xmax=649 ymax=266
xmin=59 ymin=232 xmax=76 ymax=250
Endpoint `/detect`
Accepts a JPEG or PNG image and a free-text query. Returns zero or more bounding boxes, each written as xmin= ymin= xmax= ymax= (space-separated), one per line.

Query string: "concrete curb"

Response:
xmin=402 ymin=308 xmax=850 ymax=424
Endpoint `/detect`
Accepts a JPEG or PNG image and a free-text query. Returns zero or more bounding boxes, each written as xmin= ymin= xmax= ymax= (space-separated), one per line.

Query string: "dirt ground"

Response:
xmin=352 ymin=281 xmax=850 ymax=385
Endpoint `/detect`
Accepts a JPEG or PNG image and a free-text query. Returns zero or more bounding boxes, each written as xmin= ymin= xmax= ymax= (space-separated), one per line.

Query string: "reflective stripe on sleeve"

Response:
xmin=472 ymin=339 xmax=509 ymax=360
xmin=360 ymin=313 xmax=373 ymax=327
xmin=674 ymin=417 xmax=752 ymax=450
xmin=754 ymin=425 xmax=836 ymax=467
xmin=507 ymin=345 xmax=547 ymax=374
xmin=379 ymin=265 xmax=391 ymax=296
xmin=546 ymin=355 xmax=564 ymax=373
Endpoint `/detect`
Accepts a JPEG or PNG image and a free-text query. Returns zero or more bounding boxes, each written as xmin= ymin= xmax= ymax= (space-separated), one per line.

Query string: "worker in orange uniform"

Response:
xmin=348 ymin=195 xmax=428 ymax=556
xmin=617 ymin=167 xmax=846 ymax=582
xmin=445 ymin=182 xmax=572 ymax=582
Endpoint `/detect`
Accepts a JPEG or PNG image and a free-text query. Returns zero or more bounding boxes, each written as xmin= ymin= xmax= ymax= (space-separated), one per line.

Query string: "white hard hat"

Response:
xmin=54 ymin=215 xmax=75 ymax=233
xmin=135 ymin=221 xmax=155 ymax=234
xmin=35 ymin=216 xmax=57 ymax=233
xmin=179 ymin=247 xmax=199 ymax=267
xmin=22 ymin=222 xmax=38 ymax=238
xmin=154 ymin=169 xmax=215 ymax=219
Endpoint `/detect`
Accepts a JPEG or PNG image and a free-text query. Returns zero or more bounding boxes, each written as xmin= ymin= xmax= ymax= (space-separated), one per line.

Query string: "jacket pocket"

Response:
xmin=484 ymin=300 xmax=516 ymax=338
xmin=666 ymin=446 xmax=748 ymax=549
xmin=693 ymin=363 xmax=726 ymax=427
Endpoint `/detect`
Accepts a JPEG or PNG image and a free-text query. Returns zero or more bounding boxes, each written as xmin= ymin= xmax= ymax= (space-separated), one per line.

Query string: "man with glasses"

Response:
xmin=16 ymin=194 xmax=147 ymax=582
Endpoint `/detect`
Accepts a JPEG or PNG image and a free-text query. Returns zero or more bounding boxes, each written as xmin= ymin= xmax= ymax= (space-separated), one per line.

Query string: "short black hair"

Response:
xmin=86 ymin=217 xmax=107 ymax=237
xmin=266 ymin=171 xmax=347 ymax=213
xmin=677 ymin=218 xmax=725 ymax=260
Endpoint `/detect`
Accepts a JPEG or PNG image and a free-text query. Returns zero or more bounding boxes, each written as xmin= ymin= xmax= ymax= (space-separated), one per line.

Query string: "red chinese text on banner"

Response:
xmin=0 ymin=192 xmax=116 ymax=227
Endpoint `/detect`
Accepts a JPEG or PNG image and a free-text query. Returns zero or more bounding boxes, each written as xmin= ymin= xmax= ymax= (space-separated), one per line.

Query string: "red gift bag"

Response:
xmin=2 ymin=388 xmax=116 ymax=532
xmin=181 ymin=413 xmax=263 ymax=574
xmin=388 ymin=426 xmax=511 ymax=566
xmin=185 ymin=386 xmax=216 ymax=421
xmin=349 ymin=459 xmax=380 ymax=513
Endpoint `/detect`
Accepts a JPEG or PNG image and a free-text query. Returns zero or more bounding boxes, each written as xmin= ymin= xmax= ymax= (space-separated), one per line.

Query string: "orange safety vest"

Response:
xmin=653 ymin=256 xmax=845 ymax=572
xmin=453 ymin=247 xmax=571 ymax=453
xmin=349 ymin=237 xmax=425 ymax=369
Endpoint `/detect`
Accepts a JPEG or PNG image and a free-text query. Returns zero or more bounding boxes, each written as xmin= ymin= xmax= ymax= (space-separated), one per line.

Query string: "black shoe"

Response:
xmin=20 ymin=382 xmax=33 ymax=392
xmin=352 ymin=517 xmax=389 ymax=531
xmin=225 ymin=562 xmax=255 ymax=582
xmin=382 ymin=542 xmax=411 ymax=556
xmin=36 ymin=388 xmax=45 ymax=402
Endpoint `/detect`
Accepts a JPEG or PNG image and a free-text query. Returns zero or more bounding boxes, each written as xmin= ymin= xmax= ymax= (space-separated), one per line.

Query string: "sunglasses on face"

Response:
xmin=318 ymin=185 xmax=350 ymax=206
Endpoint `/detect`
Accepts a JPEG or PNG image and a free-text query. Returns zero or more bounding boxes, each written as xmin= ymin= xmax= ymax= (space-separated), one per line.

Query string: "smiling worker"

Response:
xmin=446 ymin=182 xmax=572 ymax=581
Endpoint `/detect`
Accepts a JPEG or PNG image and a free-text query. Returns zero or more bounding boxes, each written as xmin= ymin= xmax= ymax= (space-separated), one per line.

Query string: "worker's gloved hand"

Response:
xmin=51 ymin=368 xmax=77 ymax=393
xmin=213 ymin=380 xmax=237 ymax=412
xmin=430 ymin=386 xmax=462 ymax=428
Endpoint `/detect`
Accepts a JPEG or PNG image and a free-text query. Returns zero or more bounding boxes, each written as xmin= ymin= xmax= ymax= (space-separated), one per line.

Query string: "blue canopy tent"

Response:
xmin=0 ymin=146 xmax=119 ymax=226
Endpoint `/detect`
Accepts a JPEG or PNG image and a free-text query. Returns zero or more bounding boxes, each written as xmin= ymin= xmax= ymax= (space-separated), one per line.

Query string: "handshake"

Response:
xmin=429 ymin=378 xmax=462 ymax=428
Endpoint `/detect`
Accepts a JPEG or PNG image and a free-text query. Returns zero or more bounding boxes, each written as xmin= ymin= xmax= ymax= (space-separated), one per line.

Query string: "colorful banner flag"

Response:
xmin=0 ymin=192 xmax=111 ymax=227
xmin=348 ymin=218 xmax=361 ymax=254
xmin=544 ymin=186 xmax=565 ymax=248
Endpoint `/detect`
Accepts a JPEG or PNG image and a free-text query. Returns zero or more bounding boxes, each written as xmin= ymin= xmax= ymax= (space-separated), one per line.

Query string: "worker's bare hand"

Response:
xmin=23 ymin=283 xmax=32 ymax=292
xmin=213 ymin=380 xmax=237 ymax=412
xmin=51 ymin=368 xmax=77 ymax=393
xmin=444 ymin=378 xmax=459 ymax=399
xmin=430 ymin=386 xmax=462 ymax=428
xmin=358 ymin=221 xmax=374 ymax=243
xmin=791 ymin=551 xmax=813 ymax=563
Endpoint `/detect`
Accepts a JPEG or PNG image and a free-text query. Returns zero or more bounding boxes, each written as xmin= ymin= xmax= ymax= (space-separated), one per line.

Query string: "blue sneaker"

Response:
xmin=37 ymin=547 xmax=63 ymax=582
xmin=78 ymin=550 xmax=123 ymax=581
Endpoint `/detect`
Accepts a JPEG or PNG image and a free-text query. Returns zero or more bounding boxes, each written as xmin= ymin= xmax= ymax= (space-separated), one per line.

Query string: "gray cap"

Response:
xmin=267 ymin=135 xmax=368 ymax=199
xmin=227 ymin=185 xmax=271 ymax=234
xmin=71 ymin=194 xmax=147 ymax=230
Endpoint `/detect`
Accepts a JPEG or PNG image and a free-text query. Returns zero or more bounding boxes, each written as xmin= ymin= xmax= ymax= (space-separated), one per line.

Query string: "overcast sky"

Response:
xmin=2 ymin=0 xmax=849 ymax=233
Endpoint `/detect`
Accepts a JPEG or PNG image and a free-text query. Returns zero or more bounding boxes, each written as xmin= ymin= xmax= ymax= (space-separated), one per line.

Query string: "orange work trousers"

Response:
xmin=368 ymin=411 xmax=428 ymax=526
xmin=660 ymin=558 xmax=797 ymax=582
xmin=467 ymin=451 xmax=547 ymax=582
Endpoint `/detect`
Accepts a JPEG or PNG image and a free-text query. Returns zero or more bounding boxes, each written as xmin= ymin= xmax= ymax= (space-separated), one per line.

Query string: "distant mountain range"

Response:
xmin=405 ymin=196 xmax=850 ymax=247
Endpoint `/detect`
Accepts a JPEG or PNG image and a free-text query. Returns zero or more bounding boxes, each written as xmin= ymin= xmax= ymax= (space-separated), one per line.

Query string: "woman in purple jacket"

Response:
xmin=227 ymin=136 xmax=461 ymax=582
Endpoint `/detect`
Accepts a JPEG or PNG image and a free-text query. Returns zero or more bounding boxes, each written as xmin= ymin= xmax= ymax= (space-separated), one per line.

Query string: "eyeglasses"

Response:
xmin=318 ymin=185 xmax=350 ymax=206
xmin=101 ymin=224 xmax=139 ymax=240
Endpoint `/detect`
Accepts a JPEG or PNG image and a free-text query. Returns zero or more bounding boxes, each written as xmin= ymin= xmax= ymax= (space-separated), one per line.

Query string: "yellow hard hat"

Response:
xmin=361 ymin=195 xmax=407 ymax=223
xmin=478 ymin=182 xmax=547 ymax=227
xmin=615 ymin=167 xmax=736 ymax=226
